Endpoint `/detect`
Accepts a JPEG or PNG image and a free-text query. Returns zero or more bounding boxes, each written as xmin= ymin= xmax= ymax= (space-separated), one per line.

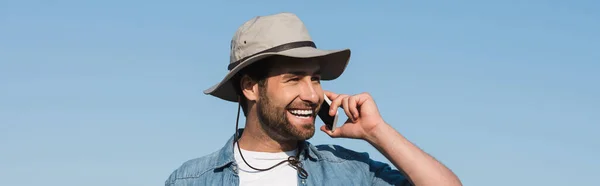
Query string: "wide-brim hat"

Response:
xmin=204 ymin=12 xmax=351 ymax=102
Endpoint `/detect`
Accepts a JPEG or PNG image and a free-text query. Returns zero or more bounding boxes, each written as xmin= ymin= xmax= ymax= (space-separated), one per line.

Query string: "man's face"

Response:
xmin=255 ymin=57 xmax=324 ymax=141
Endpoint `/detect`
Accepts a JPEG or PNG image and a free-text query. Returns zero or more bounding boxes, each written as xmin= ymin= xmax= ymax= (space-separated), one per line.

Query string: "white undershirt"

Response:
xmin=233 ymin=143 xmax=298 ymax=186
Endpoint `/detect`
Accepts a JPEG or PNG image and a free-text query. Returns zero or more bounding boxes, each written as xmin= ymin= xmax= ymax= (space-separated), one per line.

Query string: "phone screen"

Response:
xmin=317 ymin=94 xmax=338 ymax=131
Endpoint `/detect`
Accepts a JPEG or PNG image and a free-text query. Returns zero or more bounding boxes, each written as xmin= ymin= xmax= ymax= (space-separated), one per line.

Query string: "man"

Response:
xmin=165 ymin=12 xmax=462 ymax=186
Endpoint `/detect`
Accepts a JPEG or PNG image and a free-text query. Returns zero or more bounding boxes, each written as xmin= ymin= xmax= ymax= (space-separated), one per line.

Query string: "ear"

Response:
xmin=240 ymin=75 xmax=259 ymax=102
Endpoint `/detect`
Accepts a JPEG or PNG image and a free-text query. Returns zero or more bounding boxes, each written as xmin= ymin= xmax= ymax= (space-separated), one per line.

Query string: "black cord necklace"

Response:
xmin=233 ymin=100 xmax=309 ymax=179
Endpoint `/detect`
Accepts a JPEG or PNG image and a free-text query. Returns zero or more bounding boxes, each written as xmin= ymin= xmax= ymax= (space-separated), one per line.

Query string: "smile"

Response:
xmin=288 ymin=109 xmax=314 ymax=118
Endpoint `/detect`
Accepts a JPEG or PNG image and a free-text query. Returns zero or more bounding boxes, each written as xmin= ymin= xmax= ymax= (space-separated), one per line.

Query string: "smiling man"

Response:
xmin=165 ymin=12 xmax=462 ymax=186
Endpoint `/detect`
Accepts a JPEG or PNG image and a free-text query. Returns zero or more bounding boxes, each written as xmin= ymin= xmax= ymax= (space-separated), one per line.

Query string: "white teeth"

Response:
xmin=290 ymin=110 xmax=313 ymax=116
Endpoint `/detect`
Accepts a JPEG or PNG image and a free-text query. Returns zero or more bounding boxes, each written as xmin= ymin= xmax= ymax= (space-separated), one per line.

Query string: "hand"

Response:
xmin=319 ymin=91 xmax=387 ymax=141
xmin=320 ymin=92 xmax=464 ymax=186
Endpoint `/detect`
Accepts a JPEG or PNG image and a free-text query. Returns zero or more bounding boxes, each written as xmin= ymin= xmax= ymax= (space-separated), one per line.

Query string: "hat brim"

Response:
xmin=203 ymin=46 xmax=351 ymax=102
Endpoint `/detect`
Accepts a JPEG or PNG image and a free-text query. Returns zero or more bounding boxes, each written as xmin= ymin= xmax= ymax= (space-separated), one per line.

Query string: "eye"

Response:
xmin=311 ymin=76 xmax=321 ymax=82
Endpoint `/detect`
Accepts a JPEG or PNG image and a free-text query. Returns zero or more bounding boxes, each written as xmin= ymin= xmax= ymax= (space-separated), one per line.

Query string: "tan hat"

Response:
xmin=204 ymin=12 xmax=351 ymax=102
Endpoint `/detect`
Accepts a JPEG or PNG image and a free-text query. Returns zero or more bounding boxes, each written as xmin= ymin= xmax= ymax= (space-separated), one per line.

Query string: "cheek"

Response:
xmin=278 ymin=92 xmax=298 ymax=105
xmin=266 ymin=81 xmax=323 ymax=103
xmin=265 ymin=87 xmax=293 ymax=105
xmin=310 ymin=83 xmax=324 ymax=96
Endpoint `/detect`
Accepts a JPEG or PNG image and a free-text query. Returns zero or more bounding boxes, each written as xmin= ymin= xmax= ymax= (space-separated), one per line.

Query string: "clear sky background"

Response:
xmin=1 ymin=0 xmax=599 ymax=186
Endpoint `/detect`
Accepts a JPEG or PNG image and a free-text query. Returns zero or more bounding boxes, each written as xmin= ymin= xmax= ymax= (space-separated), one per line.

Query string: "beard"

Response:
xmin=256 ymin=88 xmax=316 ymax=141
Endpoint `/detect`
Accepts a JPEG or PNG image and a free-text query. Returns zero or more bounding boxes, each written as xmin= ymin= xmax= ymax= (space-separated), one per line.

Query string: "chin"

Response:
xmin=293 ymin=122 xmax=316 ymax=140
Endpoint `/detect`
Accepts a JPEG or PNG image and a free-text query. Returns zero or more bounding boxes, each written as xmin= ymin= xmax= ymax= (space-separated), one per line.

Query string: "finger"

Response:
xmin=324 ymin=91 xmax=341 ymax=101
xmin=329 ymin=94 xmax=348 ymax=116
xmin=356 ymin=92 xmax=372 ymax=105
xmin=342 ymin=97 xmax=353 ymax=122
xmin=348 ymin=96 xmax=359 ymax=120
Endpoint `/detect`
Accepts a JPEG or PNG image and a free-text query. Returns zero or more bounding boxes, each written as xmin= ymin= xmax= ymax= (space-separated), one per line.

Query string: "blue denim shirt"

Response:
xmin=165 ymin=129 xmax=411 ymax=186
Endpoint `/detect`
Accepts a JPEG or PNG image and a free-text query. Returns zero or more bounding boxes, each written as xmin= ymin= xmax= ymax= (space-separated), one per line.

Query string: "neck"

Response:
xmin=237 ymin=115 xmax=298 ymax=152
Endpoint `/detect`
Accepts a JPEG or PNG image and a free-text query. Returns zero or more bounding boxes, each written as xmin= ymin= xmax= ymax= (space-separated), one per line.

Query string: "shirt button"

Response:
xmin=301 ymin=180 xmax=306 ymax=185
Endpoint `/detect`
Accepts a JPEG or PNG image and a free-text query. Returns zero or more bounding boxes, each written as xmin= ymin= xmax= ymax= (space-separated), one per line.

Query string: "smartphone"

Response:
xmin=318 ymin=94 xmax=338 ymax=132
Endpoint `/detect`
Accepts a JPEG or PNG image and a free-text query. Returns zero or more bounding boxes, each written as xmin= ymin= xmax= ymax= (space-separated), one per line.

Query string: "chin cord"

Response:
xmin=234 ymin=98 xmax=309 ymax=179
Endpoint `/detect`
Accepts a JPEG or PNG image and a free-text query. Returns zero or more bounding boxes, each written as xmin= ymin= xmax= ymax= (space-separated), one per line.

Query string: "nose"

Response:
xmin=298 ymin=79 xmax=320 ymax=104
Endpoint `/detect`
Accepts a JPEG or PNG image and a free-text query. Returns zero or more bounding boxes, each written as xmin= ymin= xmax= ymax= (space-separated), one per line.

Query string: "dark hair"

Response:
xmin=232 ymin=58 xmax=273 ymax=116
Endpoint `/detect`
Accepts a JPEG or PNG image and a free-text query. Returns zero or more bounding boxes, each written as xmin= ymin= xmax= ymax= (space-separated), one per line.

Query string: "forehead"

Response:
xmin=265 ymin=56 xmax=321 ymax=73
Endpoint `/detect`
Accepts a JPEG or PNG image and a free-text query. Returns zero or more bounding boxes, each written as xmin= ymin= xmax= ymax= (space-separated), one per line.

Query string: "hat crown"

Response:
xmin=230 ymin=12 xmax=313 ymax=65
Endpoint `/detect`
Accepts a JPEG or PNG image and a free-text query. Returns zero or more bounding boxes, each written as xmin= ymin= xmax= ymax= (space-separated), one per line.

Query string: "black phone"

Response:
xmin=317 ymin=94 xmax=338 ymax=132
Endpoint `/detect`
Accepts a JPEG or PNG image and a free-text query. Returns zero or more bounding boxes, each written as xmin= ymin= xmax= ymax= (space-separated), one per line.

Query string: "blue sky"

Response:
xmin=1 ymin=0 xmax=599 ymax=185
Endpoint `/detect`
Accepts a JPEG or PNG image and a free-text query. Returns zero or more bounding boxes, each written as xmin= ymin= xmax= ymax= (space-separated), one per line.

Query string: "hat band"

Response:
xmin=227 ymin=41 xmax=317 ymax=70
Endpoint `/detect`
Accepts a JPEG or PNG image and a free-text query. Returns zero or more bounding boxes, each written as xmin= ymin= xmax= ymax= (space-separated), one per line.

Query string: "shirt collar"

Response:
xmin=214 ymin=128 xmax=321 ymax=169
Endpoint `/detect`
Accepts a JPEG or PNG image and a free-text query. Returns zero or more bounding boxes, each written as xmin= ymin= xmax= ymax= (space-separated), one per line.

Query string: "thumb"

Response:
xmin=320 ymin=125 xmax=341 ymax=138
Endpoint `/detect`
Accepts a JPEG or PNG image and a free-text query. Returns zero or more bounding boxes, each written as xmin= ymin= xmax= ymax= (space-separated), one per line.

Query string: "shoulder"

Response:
xmin=312 ymin=144 xmax=372 ymax=163
xmin=164 ymin=150 xmax=223 ymax=185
